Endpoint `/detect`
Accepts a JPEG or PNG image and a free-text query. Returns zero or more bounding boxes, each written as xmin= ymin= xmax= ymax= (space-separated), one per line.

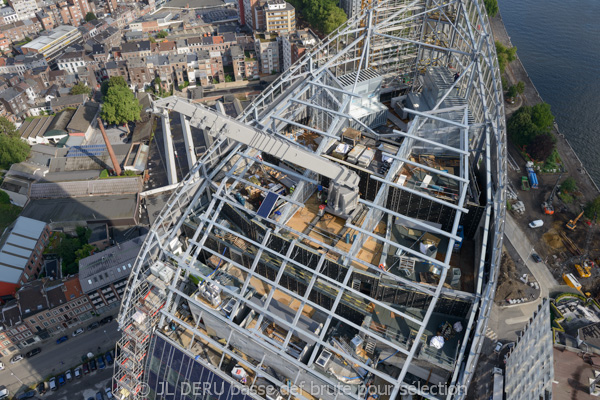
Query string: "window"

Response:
xmin=50 ymin=319 xmax=55 ymax=324
xmin=30 ymin=319 xmax=36 ymax=324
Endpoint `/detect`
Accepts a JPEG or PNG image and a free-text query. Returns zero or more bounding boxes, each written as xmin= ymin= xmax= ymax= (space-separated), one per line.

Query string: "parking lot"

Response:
xmin=43 ymin=365 xmax=114 ymax=400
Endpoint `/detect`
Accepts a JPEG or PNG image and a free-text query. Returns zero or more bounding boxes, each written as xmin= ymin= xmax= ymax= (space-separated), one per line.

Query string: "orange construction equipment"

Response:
xmin=97 ymin=118 xmax=122 ymax=176
xmin=566 ymin=211 xmax=584 ymax=230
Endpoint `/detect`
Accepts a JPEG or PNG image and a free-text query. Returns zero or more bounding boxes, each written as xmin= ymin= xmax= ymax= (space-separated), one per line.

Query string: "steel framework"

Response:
xmin=113 ymin=0 xmax=506 ymax=399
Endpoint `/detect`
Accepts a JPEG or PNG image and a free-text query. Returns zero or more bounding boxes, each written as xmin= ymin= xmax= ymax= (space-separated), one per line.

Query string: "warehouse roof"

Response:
xmin=0 ymin=216 xmax=47 ymax=284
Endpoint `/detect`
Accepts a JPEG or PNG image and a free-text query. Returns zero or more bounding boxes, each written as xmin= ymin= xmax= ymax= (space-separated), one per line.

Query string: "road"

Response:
xmin=0 ymin=320 xmax=120 ymax=396
xmin=503 ymin=213 xmax=559 ymax=297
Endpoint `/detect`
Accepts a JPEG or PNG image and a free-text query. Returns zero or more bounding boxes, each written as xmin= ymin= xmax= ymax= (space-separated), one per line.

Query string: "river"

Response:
xmin=498 ymin=0 xmax=600 ymax=185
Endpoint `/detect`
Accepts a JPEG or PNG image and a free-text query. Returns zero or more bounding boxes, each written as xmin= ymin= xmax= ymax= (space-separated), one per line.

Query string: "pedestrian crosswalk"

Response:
xmin=485 ymin=327 xmax=497 ymax=341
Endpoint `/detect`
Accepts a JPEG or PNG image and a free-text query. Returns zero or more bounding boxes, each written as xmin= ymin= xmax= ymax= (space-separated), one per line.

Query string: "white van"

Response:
xmin=49 ymin=377 xmax=57 ymax=391
xmin=528 ymin=220 xmax=543 ymax=228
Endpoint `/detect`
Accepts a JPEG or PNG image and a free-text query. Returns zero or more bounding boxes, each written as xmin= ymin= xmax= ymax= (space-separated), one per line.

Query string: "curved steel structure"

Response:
xmin=113 ymin=1 xmax=506 ymax=399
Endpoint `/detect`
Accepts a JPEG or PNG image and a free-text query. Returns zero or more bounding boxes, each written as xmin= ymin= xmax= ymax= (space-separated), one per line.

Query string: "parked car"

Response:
xmin=65 ymin=369 xmax=73 ymax=381
xmin=72 ymin=328 xmax=85 ymax=337
xmin=10 ymin=354 xmax=23 ymax=364
xmin=74 ymin=366 xmax=82 ymax=378
xmin=90 ymin=359 xmax=97 ymax=371
xmin=532 ymin=253 xmax=542 ymax=263
xmin=98 ymin=356 xmax=106 ymax=370
xmin=0 ymin=362 xmax=4 ymax=370
xmin=105 ymin=387 xmax=113 ymax=399
xmin=493 ymin=341 xmax=502 ymax=353
xmin=83 ymin=362 xmax=90 ymax=374
xmin=25 ymin=347 xmax=41 ymax=358
xmin=528 ymin=219 xmax=544 ymax=228
xmin=105 ymin=351 xmax=113 ymax=365
xmin=36 ymin=382 xmax=46 ymax=395
xmin=100 ymin=316 xmax=113 ymax=325
xmin=58 ymin=374 xmax=66 ymax=386
xmin=96 ymin=391 xmax=104 ymax=400
xmin=16 ymin=390 xmax=36 ymax=399
xmin=0 ymin=387 xmax=8 ymax=400
xmin=56 ymin=335 xmax=69 ymax=344
xmin=49 ymin=377 xmax=57 ymax=391
xmin=88 ymin=322 xmax=100 ymax=331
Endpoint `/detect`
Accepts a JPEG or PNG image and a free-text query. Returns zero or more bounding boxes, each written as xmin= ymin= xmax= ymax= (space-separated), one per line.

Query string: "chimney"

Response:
xmin=97 ymin=118 xmax=122 ymax=176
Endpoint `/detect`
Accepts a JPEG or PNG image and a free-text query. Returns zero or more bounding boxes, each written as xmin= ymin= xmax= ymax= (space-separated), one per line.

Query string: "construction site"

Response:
xmin=112 ymin=1 xmax=506 ymax=400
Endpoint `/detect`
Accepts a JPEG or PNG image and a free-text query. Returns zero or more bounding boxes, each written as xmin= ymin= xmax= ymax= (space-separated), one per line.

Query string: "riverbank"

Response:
xmin=489 ymin=12 xmax=600 ymax=201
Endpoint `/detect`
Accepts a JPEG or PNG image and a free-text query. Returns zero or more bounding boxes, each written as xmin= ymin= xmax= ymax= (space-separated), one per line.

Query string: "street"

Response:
xmin=0 ymin=319 xmax=120 ymax=397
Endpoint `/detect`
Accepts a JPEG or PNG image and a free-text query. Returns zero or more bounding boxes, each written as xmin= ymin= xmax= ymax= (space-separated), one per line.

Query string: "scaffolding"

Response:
xmin=114 ymin=0 xmax=506 ymax=399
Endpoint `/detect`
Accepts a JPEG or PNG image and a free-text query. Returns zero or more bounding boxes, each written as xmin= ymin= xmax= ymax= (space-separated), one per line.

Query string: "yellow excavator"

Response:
xmin=566 ymin=210 xmax=584 ymax=230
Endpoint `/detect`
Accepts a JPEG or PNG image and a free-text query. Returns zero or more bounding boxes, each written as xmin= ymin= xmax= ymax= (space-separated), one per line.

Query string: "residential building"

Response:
xmin=281 ymin=29 xmax=318 ymax=71
xmin=120 ymin=40 xmax=151 ymax=59
xmin=0 ymin=54 xmax=48 ymax=76
xmin=255 ymin=0 xmax=295 ymax=34
xmin=104 ymin=60 xmax=128 ymax=80
xmin=0 ymin=87 xmax=28 ymax=118
xmin=6 ymin=0 xmax=39 ymax=20
xmin=35 ymin=10 xmax=55 ymax=30
xmin=0 ymin=216 xmax=50 ymax=297
xmin=78 ymin=235 xmax=146 ymax=314
xmin=254 ymin=32 xmax=280 ymax=74
xmin=24 ymin=277 xmax=94 ymax=336
xmin=56 ymin=50 xmax=93 ymax=74
xmin=0 ymin=6 xmax=19 ymax=24
xmin=21 ymin=25 xmax=82 ymax=60
xmin=49 ymin=93 xmax=87 ymax=112
xmin=505 ymin=299 xmax=554 ymax=400
xmin=0 ymin=18 xmax=42 ymax=44
xmin=242 ymin=0 xmax=259 ymax=29
xmin=230 ymin=45 xmax=258 ymax=80
xmin=339 ymin=0 xmax=359 ymax=19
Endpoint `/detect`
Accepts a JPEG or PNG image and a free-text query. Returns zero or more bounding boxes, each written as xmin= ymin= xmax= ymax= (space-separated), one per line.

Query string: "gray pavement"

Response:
xmin=0 ymin=319 xmax=120 ymax=396
xmin=44 ymin=365 xmax=113 ymax=400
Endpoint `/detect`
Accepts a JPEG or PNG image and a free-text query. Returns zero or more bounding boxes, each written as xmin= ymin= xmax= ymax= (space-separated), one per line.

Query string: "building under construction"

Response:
xmin=113 ymin=0 xmax=507 ymax=399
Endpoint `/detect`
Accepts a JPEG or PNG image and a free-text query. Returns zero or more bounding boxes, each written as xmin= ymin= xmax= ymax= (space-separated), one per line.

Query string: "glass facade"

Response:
xmin=146 ymin=334 xmax=258 ymax=400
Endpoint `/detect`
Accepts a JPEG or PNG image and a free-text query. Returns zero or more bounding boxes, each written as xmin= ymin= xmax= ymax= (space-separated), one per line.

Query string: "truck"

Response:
xmin=526 ymin=164 xmax=538 ymax=189
xmin=521 ymin=176 xmax=530 ymax=191
xmin=492 ymin=367 xmax=504 ymax=400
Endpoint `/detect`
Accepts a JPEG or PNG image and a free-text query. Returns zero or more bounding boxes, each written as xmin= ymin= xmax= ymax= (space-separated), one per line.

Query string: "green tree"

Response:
xmin=101 ymin=85 xmax=142 ymax=133
xmin=0 ymin=126 xmax=30 ymax=168
xmin=585 ymin=196 xmax=600 ymax=220
xmin=506 ymin=85 xmax=518 ymax=99
xmin=148 ymin=34 xmax=156 ymax=43
xmin=101 ymin=76 xmax=128 ymax=98
xmin=507 ymin=106 xmax=538 ymax=147
xmin=530 ymin=102 xmax=554 ymax=131
xmin=71 ymin=82 xmax=92 ymax=97
xmin=57 ymin=236 xmax=81 ymax=273
xmin=527 ymin=134 xmax=554 ymax=162
xmin=0 ymin=189 xmax=10 ymax=204
xmin=495 ymin=41 xmax=517 ymax=73
xmin=516 ymin=81 xmax=525 ymax=94
xmin=156 ymin=30 xmax=168 ymax=39
xmin=85 ymin=11 xmax=97 ymax=21
xmin=225 ymin=75 xmax=234 ymax=82
xmin=74 ymin=244 xmax=95 ymax=263
xmin=322 ymin=5 xmax=347 ymax=34
xmin=0 ymin=116 xmax=18 ymax=136
xmin=560 ymin=177 xmax=577 ymax=193
xmin=76 ymin=226 xmax=91 ymax=242
xmin=483 ymin=0 xmax=498 ymax=17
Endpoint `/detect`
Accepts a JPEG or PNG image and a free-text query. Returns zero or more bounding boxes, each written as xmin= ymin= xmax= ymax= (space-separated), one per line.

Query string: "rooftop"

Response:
xmin=0 ymin=217 xmax=47 ymax=284
xmin=22 ymin=25 xmax=79 ymax=52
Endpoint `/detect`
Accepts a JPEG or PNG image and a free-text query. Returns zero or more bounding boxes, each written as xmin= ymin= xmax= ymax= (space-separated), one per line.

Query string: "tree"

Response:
xmin=530 ymin=102 xmax=554 ymax=131
xmin=225 ymin=75 xmax=234 ymax=82
xmin=506 ymin=85 xmax=518 ymax=99
xmin=507 ymin=106 xmax=538 ymax=147
xmin=0 ymin=129 xmax=30 ymax=168
xmin=74 ymin=244 xmax=95 ymax=263
xmin=516 ymin=81 xmax=525 ymax=94
xmin=560 ymin=177 xmax=577 ymax=193
xmin=85 ymin=11 xmax=97 ymax=21
xmin=101 ymin=76 xmax=128 ymax=98
xmin=71 ymin=82 xmax=91 ymax=97
xmin=0 ymin=116 xmax=18 ymax=136
xmin=101 ymin=85 xmax=142 ymax=133
xmin=527 ymin=134 xmax=554 ymax=162
xmin=156 ymin=30 xmax=168 ymax=39
xmin=322 ymin=5 xmax=347 ymax=34
xmin=585 ymin=196 xmax=600 ymax=220
xmin=76 ymin=226 xmax=91 ymax=242
xmin=483 ymin=0 xmax=498 ymax=17
xmin=495 ymin=41 xmax=517 ymax=73
xmin=0 ymin=190 xmax=10 ymax=204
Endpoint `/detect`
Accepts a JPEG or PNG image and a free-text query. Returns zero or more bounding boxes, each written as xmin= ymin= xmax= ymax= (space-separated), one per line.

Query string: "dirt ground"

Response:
xmin=496 ymin=250 xmax=540 ymax=305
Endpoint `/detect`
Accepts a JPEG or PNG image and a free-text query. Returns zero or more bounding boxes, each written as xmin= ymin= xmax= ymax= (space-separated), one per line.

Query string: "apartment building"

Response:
xmin=0 ymin=6 xmax=19 ymax=24
xmin=56 ymin=51 xmax=93 ymax=74
xmin=6 ymin=0 xmax=39 ymax=20
xmin=255 ymin=0 xmax=295 ymax=34
xmin=1 ymin=18 xmax=42 ymax=44
xmin=281 ymin=28 xmax=318 ymax=71
xmin=254 ymin=32 xmax=280 ymax=74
